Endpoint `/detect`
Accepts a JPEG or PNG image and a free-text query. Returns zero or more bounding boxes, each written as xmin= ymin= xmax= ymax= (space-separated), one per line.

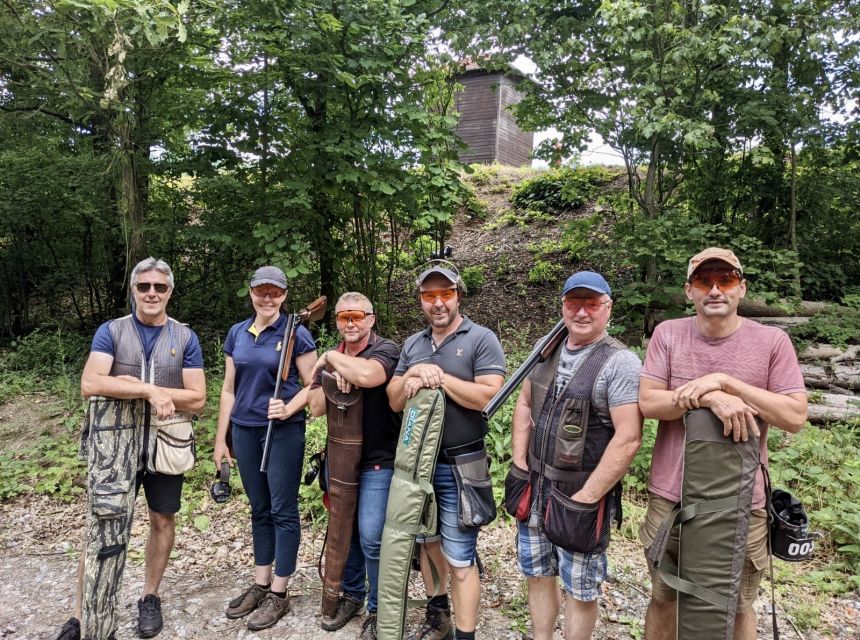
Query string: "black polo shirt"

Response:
xmin=315 ymin=333 xmax=401 ymax=469
xmin=394 ymin=316 xmax=506 ymax=451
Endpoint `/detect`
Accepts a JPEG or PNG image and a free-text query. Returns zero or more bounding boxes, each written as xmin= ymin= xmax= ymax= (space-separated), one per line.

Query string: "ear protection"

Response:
xmin=210 ymin=461 xmax=232 ymax=504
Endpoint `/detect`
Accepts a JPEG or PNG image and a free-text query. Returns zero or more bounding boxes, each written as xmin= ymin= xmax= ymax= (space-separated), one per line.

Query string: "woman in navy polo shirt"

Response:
xmin=213 ymin=266 xmax=317 ymax=631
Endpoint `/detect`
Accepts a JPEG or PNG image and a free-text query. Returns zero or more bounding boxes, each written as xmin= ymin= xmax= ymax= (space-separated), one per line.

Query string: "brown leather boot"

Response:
xmin=226 ymin=583 xmax=269 ymax=619
xmin=247 ymin=592 xmax=290 ymax=630
xmin=405 ymin=605 xmax=453 ymax=640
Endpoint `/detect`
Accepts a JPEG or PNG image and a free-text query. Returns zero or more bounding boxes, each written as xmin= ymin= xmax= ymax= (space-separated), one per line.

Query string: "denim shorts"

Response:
xmin=417 ymin=463 xmax=480 ymax=568
xmin=517 ymin=521 xmax=607 ymax=601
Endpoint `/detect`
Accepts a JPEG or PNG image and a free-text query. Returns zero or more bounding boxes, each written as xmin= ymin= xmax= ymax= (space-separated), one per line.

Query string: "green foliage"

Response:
xmin=0 ymin=433 xmax=84 ymax=502
xmin=527 ymin=260 xmax=563 ymax=284
xmin=510 ymin=166 xmax=614 ymax=213
xmin=790 ymin=306 xmax=860 ymax=349
xmin=460 ymin=266 xmax=486 ymax=293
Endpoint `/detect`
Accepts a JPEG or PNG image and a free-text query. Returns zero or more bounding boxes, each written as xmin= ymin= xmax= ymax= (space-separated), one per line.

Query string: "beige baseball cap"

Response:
xmin=687 ymin=247 xmax=743 ymax=279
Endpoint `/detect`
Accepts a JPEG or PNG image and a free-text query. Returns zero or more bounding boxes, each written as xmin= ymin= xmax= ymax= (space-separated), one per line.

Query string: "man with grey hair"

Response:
xmin=55 ymin=257 xmax=206 ymax=640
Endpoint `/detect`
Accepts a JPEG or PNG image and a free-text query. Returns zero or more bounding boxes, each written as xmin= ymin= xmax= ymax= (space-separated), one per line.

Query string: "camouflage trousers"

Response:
xmin=80 ymin=396 xmax=146 ymax=640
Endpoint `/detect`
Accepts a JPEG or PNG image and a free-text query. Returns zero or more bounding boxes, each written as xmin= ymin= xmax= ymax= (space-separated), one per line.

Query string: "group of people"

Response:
xmin=55 ymin=245 xmax=807 ymax=640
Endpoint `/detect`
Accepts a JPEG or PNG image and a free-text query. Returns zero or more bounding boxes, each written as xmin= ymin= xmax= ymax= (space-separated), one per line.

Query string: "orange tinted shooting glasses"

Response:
xmin=420 ymin=288 xmax=457 ymax=303
xmin=689 ymin=269 xmax=742 ymax=293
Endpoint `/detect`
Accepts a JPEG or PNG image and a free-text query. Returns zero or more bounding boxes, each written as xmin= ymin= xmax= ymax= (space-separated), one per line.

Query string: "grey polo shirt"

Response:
xmin=394 ymin=315 xmax=506 ymax=452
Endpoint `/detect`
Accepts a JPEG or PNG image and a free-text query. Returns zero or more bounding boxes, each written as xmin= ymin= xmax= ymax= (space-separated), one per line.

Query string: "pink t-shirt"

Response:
xmin=641 ymin=317 xmax=806 ymax=508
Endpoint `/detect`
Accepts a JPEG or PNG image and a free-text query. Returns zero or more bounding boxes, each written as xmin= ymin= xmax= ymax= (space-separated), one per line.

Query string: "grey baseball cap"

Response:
xmin=249 ymin=266 xmax=287 ymax=289
xmin=415 ymin=266 xmax=466 ymax=292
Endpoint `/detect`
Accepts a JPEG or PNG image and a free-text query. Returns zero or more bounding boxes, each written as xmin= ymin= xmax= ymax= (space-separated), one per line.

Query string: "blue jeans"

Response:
xmin=416 ymin=463 xmax=480 ymax=568
xmin=232 ymin=421 xmax=305 ymax=578
xmin=341 ymin=467 xmax=394 ymax=613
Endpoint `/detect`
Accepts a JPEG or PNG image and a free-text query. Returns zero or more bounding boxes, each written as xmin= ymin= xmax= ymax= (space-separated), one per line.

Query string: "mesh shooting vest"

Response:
xmin=527 ymin=335 xmax=625 ymax=553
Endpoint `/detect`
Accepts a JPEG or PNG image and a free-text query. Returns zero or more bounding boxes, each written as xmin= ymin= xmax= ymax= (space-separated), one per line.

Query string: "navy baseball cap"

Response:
xmin=561 ymin=271 xmax=611 ymax=297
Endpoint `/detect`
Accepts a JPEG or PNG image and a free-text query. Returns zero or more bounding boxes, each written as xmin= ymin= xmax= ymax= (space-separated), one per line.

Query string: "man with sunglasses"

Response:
xmin=509 ymin=270 xmax=643 ymax=640
xmin=639 ymin=248 xmax=807 ymax=640
xmin=387 ymin=265 xmax=506 ymax=640
xmin=307 ymin=292 xmax=401 ymax=639
xmin=56 ymin=258 xmax=206 ymax=640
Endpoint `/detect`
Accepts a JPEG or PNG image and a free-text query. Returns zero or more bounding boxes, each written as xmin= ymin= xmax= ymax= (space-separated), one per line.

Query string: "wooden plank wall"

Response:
xmin=455 ymin=71 xmax=534 ymax=167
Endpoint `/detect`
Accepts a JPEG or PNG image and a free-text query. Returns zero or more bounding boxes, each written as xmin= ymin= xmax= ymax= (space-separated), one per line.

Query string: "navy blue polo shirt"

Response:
xmin=395 ymin=315 xmax=505 ymax=451
xmin=224 ymin=314 xmax=316 ymax=427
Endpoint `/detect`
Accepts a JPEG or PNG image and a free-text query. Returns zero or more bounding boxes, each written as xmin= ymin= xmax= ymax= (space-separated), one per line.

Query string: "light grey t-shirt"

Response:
xmin=549 ymin=337 xmax=642 ymax=422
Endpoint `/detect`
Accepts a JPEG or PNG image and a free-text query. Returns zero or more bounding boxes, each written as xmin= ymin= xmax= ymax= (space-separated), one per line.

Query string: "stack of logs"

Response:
xmin=741 ymin=298 xmax=859 ymax=424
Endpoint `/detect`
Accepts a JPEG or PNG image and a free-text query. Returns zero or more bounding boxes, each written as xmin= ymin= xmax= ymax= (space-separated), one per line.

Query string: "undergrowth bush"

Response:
xmin=789 ymin=305 xmax=860 ymax=349
xmin=511 ymin=166 xmax=615 ymax=213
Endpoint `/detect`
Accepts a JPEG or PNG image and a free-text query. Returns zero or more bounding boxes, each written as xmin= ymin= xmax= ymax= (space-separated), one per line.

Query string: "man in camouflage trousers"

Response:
xmin=55 ymin=258 xmax=206 ymax=640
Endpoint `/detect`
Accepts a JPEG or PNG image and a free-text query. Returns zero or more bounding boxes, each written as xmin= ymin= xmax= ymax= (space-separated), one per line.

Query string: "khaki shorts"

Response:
xmin=640 ymin=494 xmax=768 ymax=612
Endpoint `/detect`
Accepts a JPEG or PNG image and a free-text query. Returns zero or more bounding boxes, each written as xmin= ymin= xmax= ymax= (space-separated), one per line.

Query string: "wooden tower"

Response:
xmin=454 ymin=66 xmax=534 ymax=167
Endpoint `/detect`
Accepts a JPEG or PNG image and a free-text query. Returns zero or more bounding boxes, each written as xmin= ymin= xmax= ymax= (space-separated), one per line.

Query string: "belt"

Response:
xmin=438 ymin=439 xmax=485 ymax=464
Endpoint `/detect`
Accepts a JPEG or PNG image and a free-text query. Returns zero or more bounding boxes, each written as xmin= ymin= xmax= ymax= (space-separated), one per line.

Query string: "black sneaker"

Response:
xmin=320 ymin=595 xmax=365 ymax=632
xmin=56 ymin=617 xmax=80 ymax=640
xmin=137 ymin=594 xmax=164 ymax=638
xmin=359 ymin=612 xmax=377 ymax=640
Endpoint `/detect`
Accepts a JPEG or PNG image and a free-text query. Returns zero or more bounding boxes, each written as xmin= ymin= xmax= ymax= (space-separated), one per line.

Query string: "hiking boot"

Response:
xmin=321 ymin=594 xmax=365 ymax=631
xmin=359 ymin=612 xmax=377 ymax=640
xmin=405 ymin=605 xmax=453 ymax=640
xmin=247 ymin=592 xmax=290 ymax=631
xmin=55 ymin=617 xmax=80 ymax=640
xmin=226 ymin=583 xmax=270 ymax=619
xmin=137 ymin=594 xmax=164 ymax=638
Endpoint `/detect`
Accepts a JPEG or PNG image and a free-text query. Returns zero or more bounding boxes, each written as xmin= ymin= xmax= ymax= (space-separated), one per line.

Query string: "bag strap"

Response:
xmin=761 ymin=464 xmax=780 ymax=640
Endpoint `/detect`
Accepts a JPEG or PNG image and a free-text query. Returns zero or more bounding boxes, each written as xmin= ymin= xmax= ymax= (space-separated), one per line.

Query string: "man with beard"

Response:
xmin=308 ymin=292 xmax=401 ymax=639
xmin=387 ymin=264 xmax=506 ymax=640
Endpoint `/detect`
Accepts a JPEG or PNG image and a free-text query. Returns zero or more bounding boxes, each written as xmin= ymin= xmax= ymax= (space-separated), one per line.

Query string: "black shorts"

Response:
xmin=135 ymin=469 xmax=184 ymax=515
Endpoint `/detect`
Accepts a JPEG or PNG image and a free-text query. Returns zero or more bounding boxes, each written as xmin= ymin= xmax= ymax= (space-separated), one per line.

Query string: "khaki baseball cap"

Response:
xmin=687 ymin=247 xmax=743 ymax=279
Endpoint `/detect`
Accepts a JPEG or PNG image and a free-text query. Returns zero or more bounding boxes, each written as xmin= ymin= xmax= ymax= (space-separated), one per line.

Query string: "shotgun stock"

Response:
xmin=481 ymin=319 xmax=567 ymax=421
xmin=260 ymin=295 xmax=327 ymax=472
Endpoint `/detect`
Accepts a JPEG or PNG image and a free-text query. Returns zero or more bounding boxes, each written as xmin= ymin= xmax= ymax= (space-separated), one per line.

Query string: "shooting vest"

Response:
xmin=81 ymin=315 xmax=192 ymax=640
xmin=527 ymin=335 xmax=625 ymax=553
xmin=377 ymin=388 xmax=446 ymax=640
xmin=320 ymin=371 xmax=364 ymax=618
xmin=647 ymin=409 xmax=761 ymax=640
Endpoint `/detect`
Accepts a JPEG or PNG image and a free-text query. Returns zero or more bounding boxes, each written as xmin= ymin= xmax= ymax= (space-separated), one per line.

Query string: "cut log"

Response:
xmin=738 ymin=298 xmax=827 ymax=318
xmin=798 ymin=344 xmax=844 ymax=361
xmin=800 ymin=362 xmax=860 ymax=391
xmin=806 ymin=393 xmax=860 ymax=424
xmin=748 ymin=316 xmax=810 ymax=331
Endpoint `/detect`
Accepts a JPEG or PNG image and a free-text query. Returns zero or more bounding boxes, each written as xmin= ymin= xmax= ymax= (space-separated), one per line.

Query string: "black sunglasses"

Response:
xmin=135 ymin=282 xmax=170 ymax=294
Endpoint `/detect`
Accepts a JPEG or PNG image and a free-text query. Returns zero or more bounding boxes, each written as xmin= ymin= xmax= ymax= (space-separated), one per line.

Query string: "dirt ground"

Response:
xmin=1 ymin=489 xmax=858 ymax=640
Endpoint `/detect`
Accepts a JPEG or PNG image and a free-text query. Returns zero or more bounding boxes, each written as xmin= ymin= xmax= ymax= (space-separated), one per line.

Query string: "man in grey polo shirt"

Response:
xmin=387 ymin=263 xmax=506 ymax=640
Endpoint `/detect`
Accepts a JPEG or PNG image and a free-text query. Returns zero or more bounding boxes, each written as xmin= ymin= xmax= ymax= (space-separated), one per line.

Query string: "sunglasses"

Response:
xmin=335 ymin=310 xmax=374 ymax=323
xmin=689 ymin=269 xmax=742 ymax=293
xmin=420 ymin=288 xmax=457 ymax=304
xmin=135 ymin=282 xmax=170 ymax=294
xmin=563 ymin=297 xmax=611 ymax=313
xmin=250 ymin=285 xmax=286 ymax=299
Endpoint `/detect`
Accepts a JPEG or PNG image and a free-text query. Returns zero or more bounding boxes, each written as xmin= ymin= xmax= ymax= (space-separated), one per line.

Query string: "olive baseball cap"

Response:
xmin=687 ymin=248 xmax=743 ymax=279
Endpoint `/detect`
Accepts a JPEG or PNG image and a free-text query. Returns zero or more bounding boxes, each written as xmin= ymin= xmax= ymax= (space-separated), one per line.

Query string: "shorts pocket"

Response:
xmin=544 ymin=485 xmax=610 ymax=554
xmin=91 ymin=481 xmax=131 ymax=520
xmin=503 ymin=464 xmax=532 ymax=521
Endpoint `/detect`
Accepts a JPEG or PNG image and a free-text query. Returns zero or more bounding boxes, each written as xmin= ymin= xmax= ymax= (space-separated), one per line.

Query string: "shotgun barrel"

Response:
xmin=260 ymin=312 xmax=298 ymax=472
xmin=481 ymin=319 xmax=567 ymax=421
